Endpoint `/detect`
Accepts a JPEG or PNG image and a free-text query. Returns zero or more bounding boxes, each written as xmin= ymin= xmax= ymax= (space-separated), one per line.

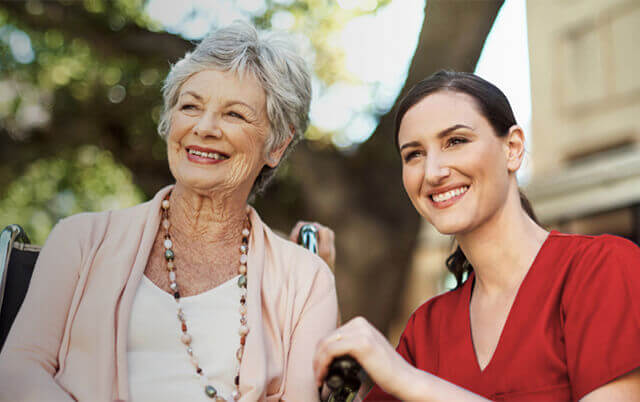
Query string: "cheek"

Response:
xmin=402 ymin=165 xmax=423 ymax=200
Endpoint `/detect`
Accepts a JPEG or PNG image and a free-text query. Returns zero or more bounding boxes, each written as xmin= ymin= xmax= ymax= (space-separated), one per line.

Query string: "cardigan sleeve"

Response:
xmin=281 ymin=260 xmax=338 ymax=401
xmin=0 ymin=217 xmax=83 ymax=401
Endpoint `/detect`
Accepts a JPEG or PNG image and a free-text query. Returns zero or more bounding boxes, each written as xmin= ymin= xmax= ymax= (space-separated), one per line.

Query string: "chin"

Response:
xmin=428 ymin=217 xmax=474 ymax=236
xmin=176 ymin=174 xmax=221 ymax=192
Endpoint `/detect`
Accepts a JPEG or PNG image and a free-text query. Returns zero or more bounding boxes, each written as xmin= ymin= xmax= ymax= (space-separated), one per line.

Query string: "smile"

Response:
xmin=187 ymin=148 xmax=228 ymax=161
xmin=430 ymin=185 xmax=469 ymax=204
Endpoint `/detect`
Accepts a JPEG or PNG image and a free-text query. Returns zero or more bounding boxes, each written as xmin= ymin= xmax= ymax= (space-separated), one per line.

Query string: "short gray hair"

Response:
xmin=158 ymin=21 xmax=312 ymax=195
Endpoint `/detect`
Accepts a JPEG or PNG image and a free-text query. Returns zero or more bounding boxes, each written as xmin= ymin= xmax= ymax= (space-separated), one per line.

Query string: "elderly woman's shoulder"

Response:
xmin=50 ymin=198 xmax=157 ymax=243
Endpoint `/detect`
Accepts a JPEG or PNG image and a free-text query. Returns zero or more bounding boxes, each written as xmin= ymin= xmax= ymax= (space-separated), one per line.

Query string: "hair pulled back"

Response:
xmin=394 ymin=70 xmax=540 ymax=288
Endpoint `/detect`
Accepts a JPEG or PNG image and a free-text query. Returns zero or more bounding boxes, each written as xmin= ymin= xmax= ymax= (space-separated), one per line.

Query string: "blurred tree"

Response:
xmin=0 ymin=0 xmax=502 ymax=332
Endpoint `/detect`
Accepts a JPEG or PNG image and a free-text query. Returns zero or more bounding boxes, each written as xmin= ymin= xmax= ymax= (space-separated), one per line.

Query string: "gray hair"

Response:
xmin=158 ymin=21 xmax=312 ymax=195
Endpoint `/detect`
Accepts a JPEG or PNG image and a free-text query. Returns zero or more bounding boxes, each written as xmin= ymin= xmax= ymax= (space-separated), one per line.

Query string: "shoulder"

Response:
xmin=52 ymin=198 xmax=154 ymax=240
xmin=406 ymin=285 xmax=466 ymax=333
xmin=548 ymin=231 xmax=640 ymax=273
xmin=416 ymin=286 xmax=464 ymax=317
xmin=45 ymin=188 xmax=167 ymax=258
xmin=547 ymin=230 xmax=638 ymax=255
xmin=552 ymin=232 xmax=640 ymax=306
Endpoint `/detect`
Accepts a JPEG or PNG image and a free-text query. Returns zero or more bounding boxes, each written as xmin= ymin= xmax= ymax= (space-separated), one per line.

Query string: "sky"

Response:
xmin=144 ymin=0 xmax=531 ymax=154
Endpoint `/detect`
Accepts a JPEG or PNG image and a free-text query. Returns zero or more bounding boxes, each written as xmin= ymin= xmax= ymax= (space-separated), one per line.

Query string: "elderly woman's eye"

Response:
xmin=228 ymin=111 xmax=246 ymax=120
xmin=180 ymin=104 xmax=197 ymax=110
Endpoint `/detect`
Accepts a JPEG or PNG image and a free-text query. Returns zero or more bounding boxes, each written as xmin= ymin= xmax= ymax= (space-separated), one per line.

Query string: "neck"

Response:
xmin=167 ymin=182 xmax=248 ymax=245
xmin=456 ymin=188 xmax=548 ymax=296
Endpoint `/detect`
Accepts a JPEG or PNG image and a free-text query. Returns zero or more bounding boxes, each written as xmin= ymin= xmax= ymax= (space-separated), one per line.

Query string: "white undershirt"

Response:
xmin=127 ymin=275 xmax=241 ymax=401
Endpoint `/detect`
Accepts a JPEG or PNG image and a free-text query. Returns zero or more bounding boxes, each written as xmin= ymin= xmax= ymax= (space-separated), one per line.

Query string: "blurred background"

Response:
xmin=1 ymin=0 xmax=638 ymax=343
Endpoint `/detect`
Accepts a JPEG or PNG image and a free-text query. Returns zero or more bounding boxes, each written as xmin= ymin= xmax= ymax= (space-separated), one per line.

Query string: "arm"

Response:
xmin=563 ymin=237 xmax=640 ymax=401
xmin=282 ymin=263 xmax=339 ymax=401
xmin=0 ymin=218 xmax=82 ymax=401
xmin=314 ymin=317 xmax=490 ymax=402
xmin=581 ymin=368 xmax=640 ymax=401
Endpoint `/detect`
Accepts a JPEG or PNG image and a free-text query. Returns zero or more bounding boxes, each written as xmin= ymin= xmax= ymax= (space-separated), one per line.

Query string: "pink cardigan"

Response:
xmin=0 ymin=186 xmax=338 ymax=401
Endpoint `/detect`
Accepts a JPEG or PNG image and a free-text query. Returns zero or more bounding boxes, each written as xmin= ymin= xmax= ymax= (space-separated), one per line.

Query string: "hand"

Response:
xmin=313 ymin=317 xmax=413 ymax=398
xmin=289 ymin=221 xmax=335 ymax=271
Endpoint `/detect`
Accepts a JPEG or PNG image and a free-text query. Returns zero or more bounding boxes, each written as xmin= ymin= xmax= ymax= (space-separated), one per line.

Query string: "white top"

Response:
xmin=127 ymin=275 xmax=241 ymax=401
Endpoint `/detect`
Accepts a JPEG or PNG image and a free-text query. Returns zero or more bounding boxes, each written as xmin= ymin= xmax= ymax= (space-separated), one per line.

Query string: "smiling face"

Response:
xmin=167 ymin=69 xmax=289 ymax=198
xmin=398 ymin=91 xmax=517 ymax=235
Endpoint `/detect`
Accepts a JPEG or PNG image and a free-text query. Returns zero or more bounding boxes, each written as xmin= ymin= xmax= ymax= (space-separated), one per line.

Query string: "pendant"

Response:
xmin=205 ymin=384 xmax=217 ymax=398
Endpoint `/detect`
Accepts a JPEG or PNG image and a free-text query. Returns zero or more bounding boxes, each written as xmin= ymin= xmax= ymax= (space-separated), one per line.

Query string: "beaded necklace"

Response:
xmin=161 ymin=197 xmax=250 ymax=400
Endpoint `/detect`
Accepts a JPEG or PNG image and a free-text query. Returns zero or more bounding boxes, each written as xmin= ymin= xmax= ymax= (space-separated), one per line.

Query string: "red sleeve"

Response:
xmin=364 ymin=314 xmax=416 ymax=401
xmin=562 ymin=236 xmax=640 ymax=400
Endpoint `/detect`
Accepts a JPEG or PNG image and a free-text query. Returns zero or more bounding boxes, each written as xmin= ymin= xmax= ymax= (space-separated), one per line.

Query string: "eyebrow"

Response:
xmin=399 ymin=124 xmax=473 ymax=151
xmin=179 ymin=91 xmax=257 ymax=114
xmin=224 ymin=100 xmax=256 ymax=114
xmin=180 ymin=90 xmax=203 ymax=102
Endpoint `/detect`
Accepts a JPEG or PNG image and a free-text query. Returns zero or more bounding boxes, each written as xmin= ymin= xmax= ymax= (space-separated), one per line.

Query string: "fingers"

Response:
xmin=288 ymin=221 xmax=336 ymax=270
xmin=316 ymin=225 xmax=336 ymax=269
xmin=288 ymin=220 xmax=309 ymax=242
xmin=313 ymin=317 xmax=375 ymax=386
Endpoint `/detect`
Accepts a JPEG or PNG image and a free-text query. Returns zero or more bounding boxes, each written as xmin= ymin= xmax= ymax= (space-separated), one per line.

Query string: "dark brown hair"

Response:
xmin=395 ymin=70 xmax=540 ymax=288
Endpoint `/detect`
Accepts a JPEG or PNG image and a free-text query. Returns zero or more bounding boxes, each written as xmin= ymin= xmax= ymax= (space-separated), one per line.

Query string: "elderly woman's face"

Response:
xmin=167 ymin=69 xmax=282 ymax=196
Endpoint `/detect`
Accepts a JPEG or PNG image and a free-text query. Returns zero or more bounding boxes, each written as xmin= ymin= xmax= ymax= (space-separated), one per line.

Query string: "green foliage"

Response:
xmin=0 ymin=0 xmax=393 ymax=241
xmin=0 ymin=145 xmax=145 ymax=244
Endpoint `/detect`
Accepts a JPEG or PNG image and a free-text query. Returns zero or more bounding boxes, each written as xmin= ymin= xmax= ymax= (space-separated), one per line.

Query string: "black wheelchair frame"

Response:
xmin=0 ymin=225 xmax=40 ymax=351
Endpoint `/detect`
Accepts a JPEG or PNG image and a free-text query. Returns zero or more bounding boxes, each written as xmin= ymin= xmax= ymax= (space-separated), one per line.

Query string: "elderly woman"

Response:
xmin=0 ymin=22 xmax=337 ymax=401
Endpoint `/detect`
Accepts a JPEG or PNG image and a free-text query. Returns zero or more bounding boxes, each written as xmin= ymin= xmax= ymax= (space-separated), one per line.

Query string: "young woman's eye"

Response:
xmin=403 ymin=151 xmax=421 ymax=162
xmin=446 ymin=137 xmax=468 ymax=147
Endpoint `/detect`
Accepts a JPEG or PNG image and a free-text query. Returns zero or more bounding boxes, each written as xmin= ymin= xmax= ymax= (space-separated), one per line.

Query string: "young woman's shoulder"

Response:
xmin=411 ymin=285 xmax=466 ymax=324
xmin=546 ymin=231 xmax=639 ymax=277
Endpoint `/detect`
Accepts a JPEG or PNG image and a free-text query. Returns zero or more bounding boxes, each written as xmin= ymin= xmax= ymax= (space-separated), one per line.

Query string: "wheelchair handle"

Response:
xmin=297 ymin=224 xmax=319 ymax=254
xmin=295 ymin=224 xmax=363 ymax=401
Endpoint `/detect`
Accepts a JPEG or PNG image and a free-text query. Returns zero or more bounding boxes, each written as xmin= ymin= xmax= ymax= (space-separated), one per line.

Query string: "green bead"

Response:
xmin=238 ymin=274 xmax=247 ymax=288
xmin=164 ymin=249 xmax=174 ymax=261
xmin=204 ymin=385 xmax=217 ymax=398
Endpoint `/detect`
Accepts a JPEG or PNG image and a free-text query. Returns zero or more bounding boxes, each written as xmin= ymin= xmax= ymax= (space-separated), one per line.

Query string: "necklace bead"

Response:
xmin=161 ymin=195 xmax=250 ymax=400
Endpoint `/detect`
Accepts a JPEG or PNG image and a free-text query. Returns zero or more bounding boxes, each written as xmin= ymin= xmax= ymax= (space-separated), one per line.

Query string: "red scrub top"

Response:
xmin=366 ymin=231 xmax=640 ymax=401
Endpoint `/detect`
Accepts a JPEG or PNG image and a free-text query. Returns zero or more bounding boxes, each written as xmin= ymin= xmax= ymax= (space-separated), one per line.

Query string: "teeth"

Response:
xmin=432 ymin=186 xmax=468 ymax=203
xmin=188 ymin=149 xmax=226 ymax=160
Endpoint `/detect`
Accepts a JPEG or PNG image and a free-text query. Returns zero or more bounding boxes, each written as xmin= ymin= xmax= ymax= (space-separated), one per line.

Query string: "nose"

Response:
xmin=193 ymin=111 xmax=223 ymax=138
xmin=424 ymin=151 xmax=451 ymax=186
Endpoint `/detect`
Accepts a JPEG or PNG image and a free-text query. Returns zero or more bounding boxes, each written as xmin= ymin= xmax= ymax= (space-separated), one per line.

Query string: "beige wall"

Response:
xmin=527 ymin=0 xmax=640 ymax=177
xmin=390 ymin=0 xmax=640 ymax=343
xmin=525 ymin=0 xmax=640 ymax=227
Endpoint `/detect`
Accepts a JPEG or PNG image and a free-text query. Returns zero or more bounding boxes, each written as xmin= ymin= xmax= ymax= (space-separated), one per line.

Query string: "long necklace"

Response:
xmin=161 ymin=196 xmax=250 ymax=401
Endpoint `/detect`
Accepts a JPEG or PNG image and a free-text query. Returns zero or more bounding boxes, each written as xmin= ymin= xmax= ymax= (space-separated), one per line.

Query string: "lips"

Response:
xmin=185 ymin=146 xmax=229 ymax=164
xmin=428 ymin=185 xmax=469 ymax=208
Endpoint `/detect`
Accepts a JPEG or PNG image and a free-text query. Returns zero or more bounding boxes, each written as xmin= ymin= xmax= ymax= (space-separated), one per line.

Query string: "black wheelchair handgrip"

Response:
xmin=295 ymin=225 xmax=363 ymax=401
xmin=323 ymin=355 xmax=363 ymax=402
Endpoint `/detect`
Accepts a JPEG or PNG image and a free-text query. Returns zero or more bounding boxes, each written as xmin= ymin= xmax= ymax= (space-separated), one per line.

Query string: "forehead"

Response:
xmin=398 ymin=91 xmax=486 ymax=144
xmin=179 ymin=69 xmax=266 ymax=108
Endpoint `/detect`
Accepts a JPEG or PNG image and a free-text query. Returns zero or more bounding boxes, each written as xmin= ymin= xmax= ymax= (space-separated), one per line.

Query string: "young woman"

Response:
xmin=312 ymin=71 xmax=640 ymax=401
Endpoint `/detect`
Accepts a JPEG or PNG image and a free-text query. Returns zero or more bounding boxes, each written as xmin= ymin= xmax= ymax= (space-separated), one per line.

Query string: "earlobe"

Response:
xmin=266 ymin=133 xmax=294 ymax=168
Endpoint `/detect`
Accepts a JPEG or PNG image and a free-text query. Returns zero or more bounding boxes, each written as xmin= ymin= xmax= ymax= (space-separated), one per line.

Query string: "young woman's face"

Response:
xmin=398 ymin=91 xmax=513 ymax=235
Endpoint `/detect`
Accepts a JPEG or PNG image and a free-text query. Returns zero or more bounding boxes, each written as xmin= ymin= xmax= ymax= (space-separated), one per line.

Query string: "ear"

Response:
xmin=266 ymin=132 xmax=294 ymax=168
xmin=503 ymin=125 xmax=525 ymax=173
